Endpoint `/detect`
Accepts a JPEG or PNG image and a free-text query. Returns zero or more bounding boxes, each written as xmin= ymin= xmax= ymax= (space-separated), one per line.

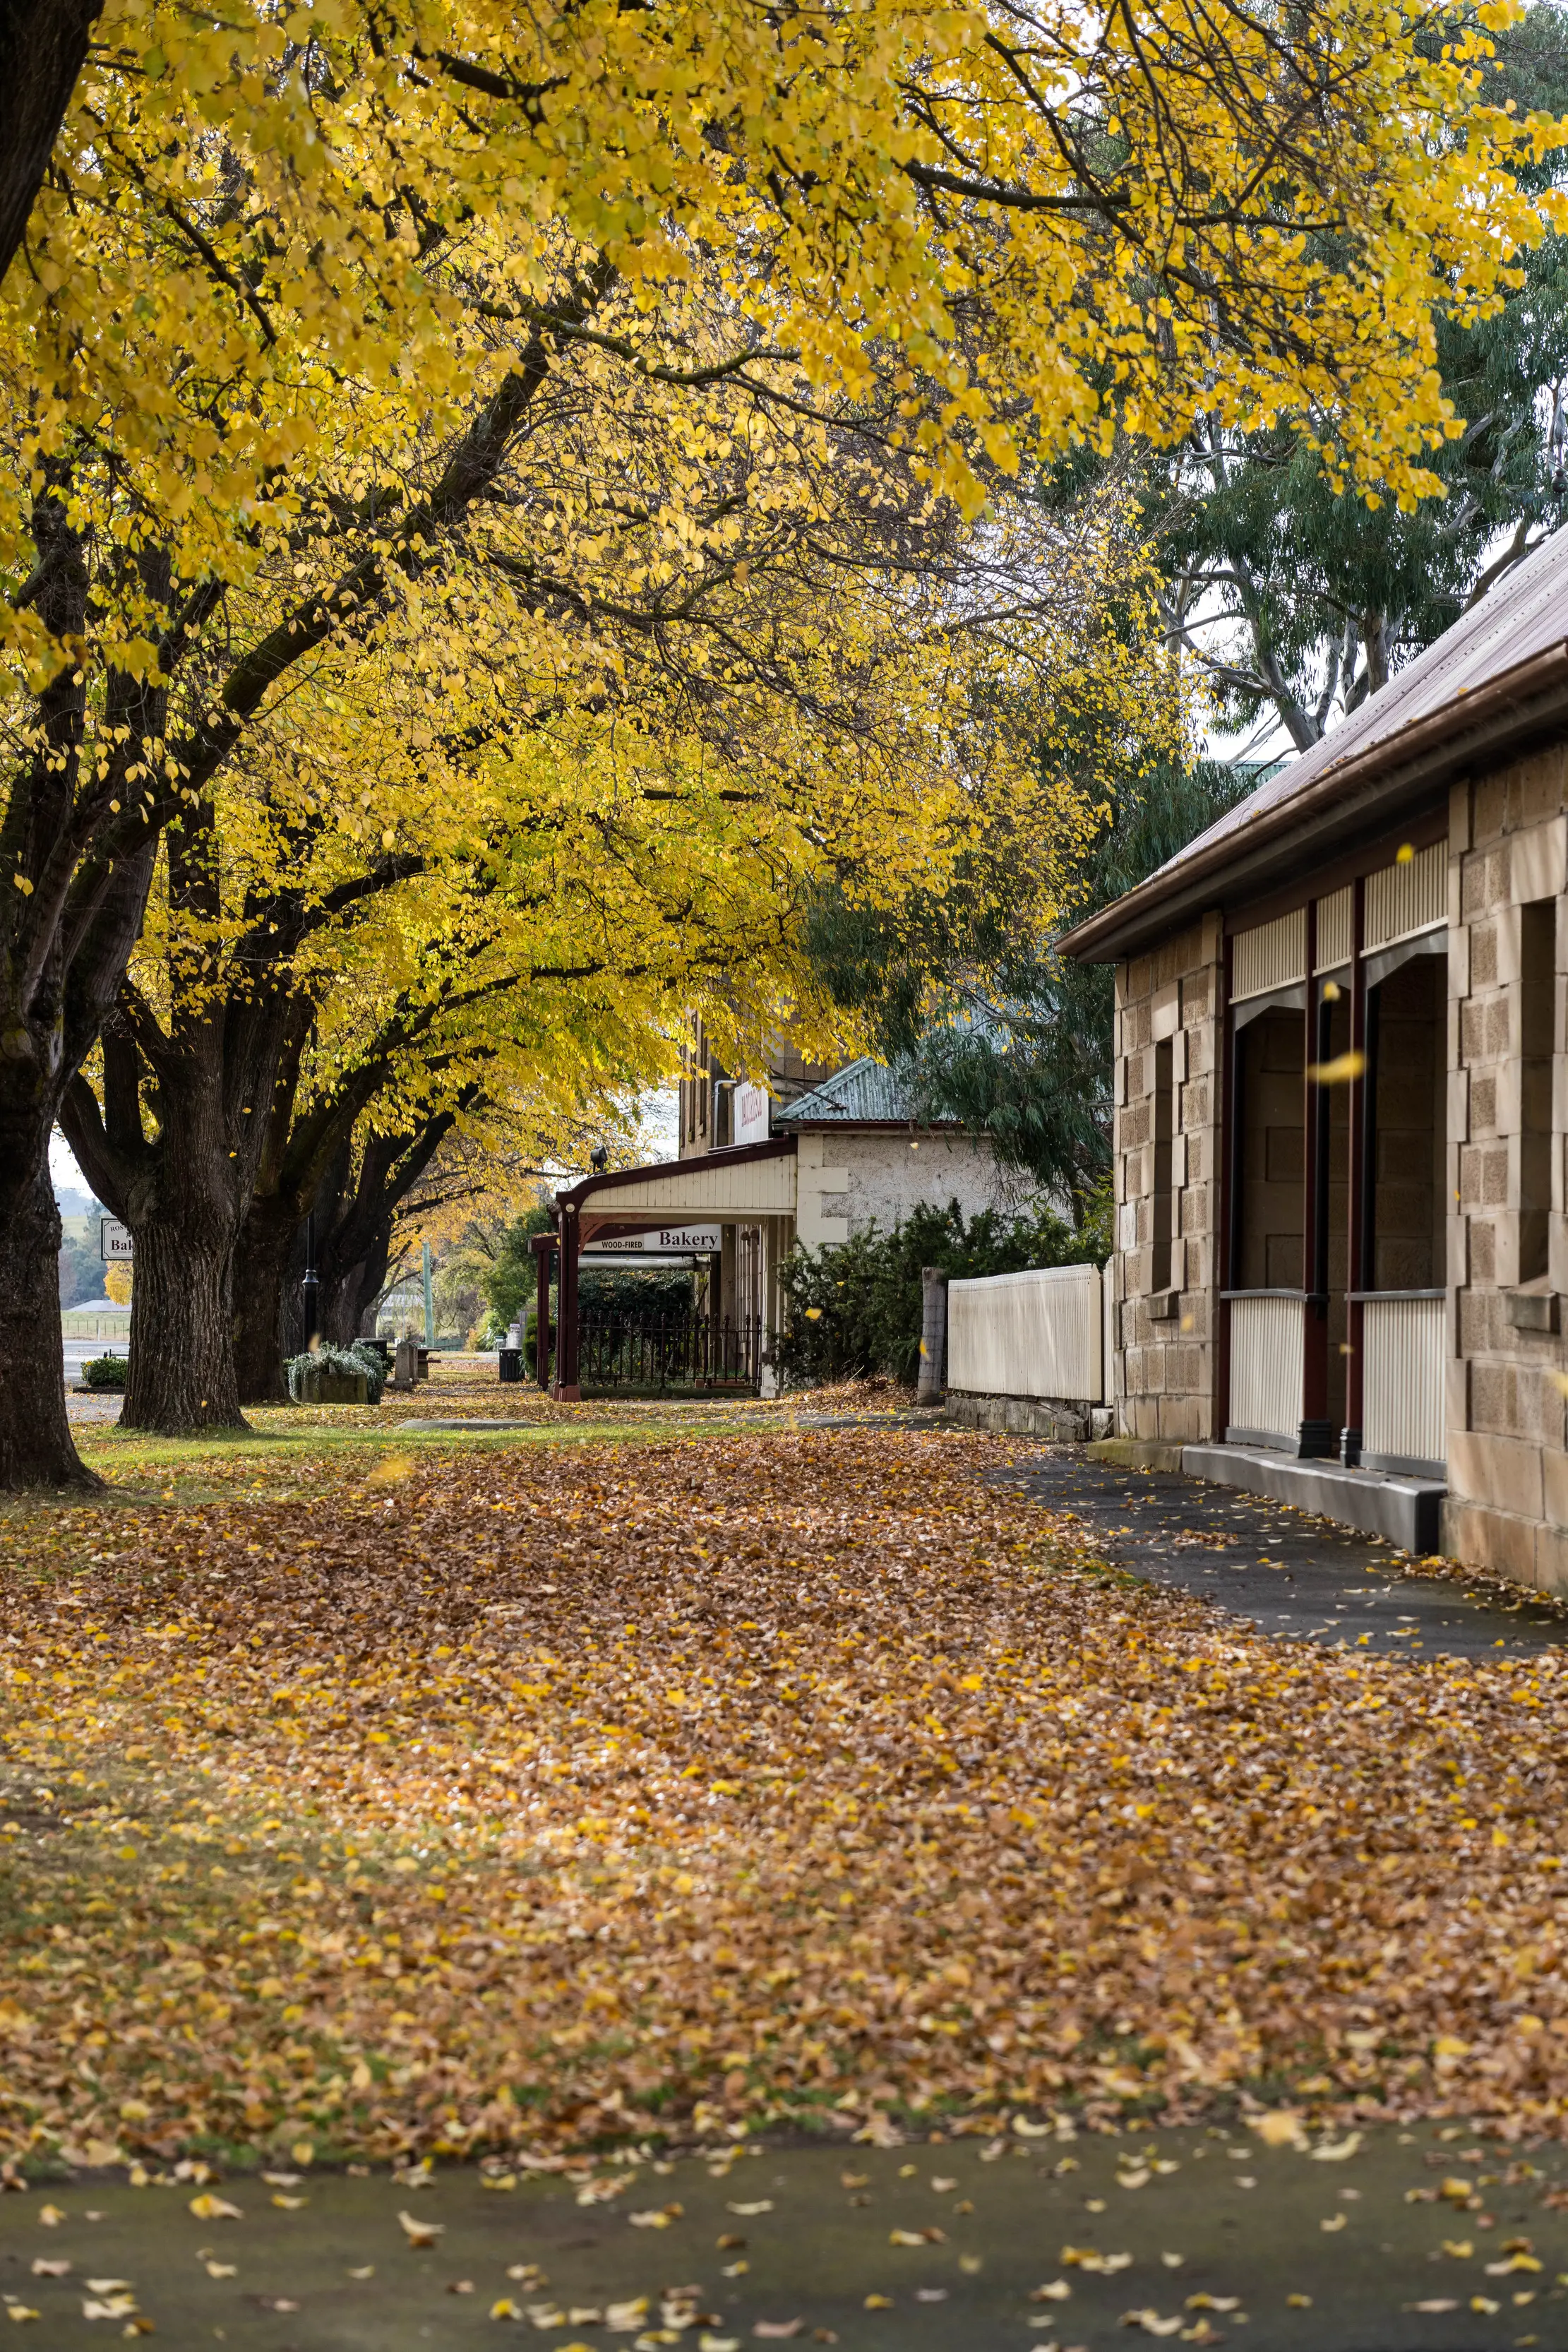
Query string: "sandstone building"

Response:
xmin=1061 ymin=529 xmax=1568 ymax=1586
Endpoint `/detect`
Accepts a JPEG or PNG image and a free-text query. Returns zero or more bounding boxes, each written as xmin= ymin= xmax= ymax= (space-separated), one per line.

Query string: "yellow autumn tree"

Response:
xmin=4 ymin=0 xmax=1560 ymax=1482
xmin=56 ymin=287 xmax=1166 ymax=1433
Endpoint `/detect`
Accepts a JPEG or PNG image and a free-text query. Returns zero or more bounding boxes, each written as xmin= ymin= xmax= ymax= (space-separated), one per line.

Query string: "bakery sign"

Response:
xmin=581 ymin=1226 xmax=723 ymax=1257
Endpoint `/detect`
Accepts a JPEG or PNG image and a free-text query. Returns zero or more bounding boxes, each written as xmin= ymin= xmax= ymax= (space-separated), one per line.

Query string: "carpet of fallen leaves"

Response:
xmin=4 ymin=1426 xmax=1568 ymax=2170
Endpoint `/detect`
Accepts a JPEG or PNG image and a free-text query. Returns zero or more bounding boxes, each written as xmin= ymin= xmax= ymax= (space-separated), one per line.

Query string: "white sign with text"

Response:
xmin=582 ymin=1225 xmax=722 ymax=1257
xmin=100 ymin=1219 xmax=133 ymax=1260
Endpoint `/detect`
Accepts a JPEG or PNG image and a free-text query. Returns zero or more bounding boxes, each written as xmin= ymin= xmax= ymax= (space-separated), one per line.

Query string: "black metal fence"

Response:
xmin=575 ymin=1315 xmax=763 ymax=1392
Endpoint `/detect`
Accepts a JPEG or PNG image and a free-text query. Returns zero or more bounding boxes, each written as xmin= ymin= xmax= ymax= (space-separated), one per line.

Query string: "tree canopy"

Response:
xmin=4 ymin=0 xmax=1566 ymax=1479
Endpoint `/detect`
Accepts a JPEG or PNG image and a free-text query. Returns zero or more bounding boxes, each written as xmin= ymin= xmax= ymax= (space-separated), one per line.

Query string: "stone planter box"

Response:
xmin=297 ymin=1368 xmax=369 ymax=1405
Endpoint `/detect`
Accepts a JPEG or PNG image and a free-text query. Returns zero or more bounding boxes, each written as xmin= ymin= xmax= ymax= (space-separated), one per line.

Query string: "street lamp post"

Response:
xmin=301 ymin=1211 xmax=319 ymax=1348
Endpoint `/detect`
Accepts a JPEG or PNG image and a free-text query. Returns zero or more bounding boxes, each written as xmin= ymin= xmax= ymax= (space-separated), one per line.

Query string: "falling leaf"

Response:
xmin=186 ymin=2195 xmax=241 ymax=2221
xmin=397 ymin=2211 xmax=443 ymax=2247
xmin=1309 ymin=2134 xmax=1363 ymax=2163
xmin=861 ymin=2298 xmax=892 ymax=2312
xmin=1305 ymin=1051 xmax=1365 ymax=1085
xmin=1029 ymin=2281 xmax=1072 ymax=2302
xmin=203 ymin=2263 xmax=236 ymax=2280
xmin=753 ymin=2324 xmax=803 ymax=2339
xmin=1320 ymin=2214 xmax=1346 ymax=2232
xmin=347 ymin=2267 xmax=375 ymax=2280
xmin=28 ymin=2264 xmax=69 ymax=2280
xmin=1286 ymin=2294 xmax=1311 ymax=2308
xmin=727 ymin=2201 xmax=773 ymax=2216
xmin=1120 ymin=2312 xmax=1184 ymax=2338
xmin=4 ymin=2311 xmax=40 ymax=2326
xmin=271 ymin=2194 xmax=307 ymax=2209
xmin=37 ymin=2209 xmax=65 ymax=2229
xmin=1250 ymin=2113 xmax=1305 ymax=2149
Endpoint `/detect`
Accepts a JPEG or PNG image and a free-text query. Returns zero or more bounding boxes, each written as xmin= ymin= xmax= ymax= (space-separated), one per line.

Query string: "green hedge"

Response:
xmin=83 ymin=1354 xmax=127 ymax=1391
xmin=777 ymin=1195 xmax=1107 ymax=1388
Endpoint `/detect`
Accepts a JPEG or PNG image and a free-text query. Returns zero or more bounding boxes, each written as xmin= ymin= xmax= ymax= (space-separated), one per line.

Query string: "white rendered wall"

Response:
xmin=795 ymin=1128 xmax=1023 ymax=1249
xmin=947 ymin=1263 xmax=1105 ymax=1404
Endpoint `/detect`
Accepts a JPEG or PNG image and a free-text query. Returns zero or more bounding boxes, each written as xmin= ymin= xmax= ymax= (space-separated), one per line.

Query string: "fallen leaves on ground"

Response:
xmin=3 ymin=1428 xmax=1568 ymax=2163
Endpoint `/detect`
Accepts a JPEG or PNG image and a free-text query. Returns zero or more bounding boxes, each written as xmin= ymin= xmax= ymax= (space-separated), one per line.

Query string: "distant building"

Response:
xmin=544 ymin=1038 xmax=1016 ymax=1396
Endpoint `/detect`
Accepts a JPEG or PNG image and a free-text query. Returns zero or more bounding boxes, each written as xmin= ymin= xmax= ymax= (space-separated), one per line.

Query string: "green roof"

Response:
xmin=773 ymin=1056 xmax=936 ymax=1126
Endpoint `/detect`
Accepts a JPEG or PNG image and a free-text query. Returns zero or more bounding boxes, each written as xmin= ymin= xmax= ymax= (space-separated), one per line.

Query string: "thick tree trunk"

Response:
xmin=121 ymin=1211 xmax=244 ymax=1433
xmin=0 ymin=1109 xmax=97 ymax=1488
xmin=232 ymin=1198 xmax=298 ymax=1407
xmin=321 ymin=1231 xmax=393 ymax=1344
xmin=0 ymin=0 xmax=103 ymax=287
xmin=62 ymin=1010 xmax=253 ymax=1437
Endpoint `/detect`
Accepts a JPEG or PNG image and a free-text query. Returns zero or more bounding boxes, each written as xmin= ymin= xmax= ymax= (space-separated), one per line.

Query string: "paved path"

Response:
xmin=14 ymin=2121 xmax=1568 ymax=2351
xmin=995 ymin=1448 xmax=1567 ymax=1659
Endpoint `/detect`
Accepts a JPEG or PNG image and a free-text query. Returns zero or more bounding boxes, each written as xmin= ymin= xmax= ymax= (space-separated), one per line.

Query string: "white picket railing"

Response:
xmin=1227 ymin=1294 xmax=1304 ymax=1447
xmin=1362 ymin=1293 xmax=1446 ymax=1474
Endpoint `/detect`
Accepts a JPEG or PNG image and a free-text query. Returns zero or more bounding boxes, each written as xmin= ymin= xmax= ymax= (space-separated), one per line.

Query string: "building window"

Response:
xmin=1520 ymin=898 xmax=1555 ymax=1282
xmin=1152 ymin=1038 xmax=1173 ymax=1293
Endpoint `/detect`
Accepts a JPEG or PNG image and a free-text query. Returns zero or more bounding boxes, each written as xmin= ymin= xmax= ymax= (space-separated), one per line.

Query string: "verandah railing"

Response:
xmin=563 ymin=1315 xmax=764 ymax=1393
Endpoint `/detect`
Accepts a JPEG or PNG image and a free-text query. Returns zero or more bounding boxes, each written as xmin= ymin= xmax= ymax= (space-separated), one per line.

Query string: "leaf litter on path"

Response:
xmin=2 ymin=1427 xmax=1568 ymax=2167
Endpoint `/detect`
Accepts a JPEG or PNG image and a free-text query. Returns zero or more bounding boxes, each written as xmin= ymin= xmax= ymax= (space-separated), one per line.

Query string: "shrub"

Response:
xmin=285 ymin=1341 xmax=387 ymax=1404
xmin=83 ymin=1354 xmax=127 ymax=1391
xmin=776 ymin=1195 xmax=1106 ymax=1388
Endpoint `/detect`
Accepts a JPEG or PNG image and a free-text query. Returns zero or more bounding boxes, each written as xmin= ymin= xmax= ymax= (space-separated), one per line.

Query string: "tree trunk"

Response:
xmin=61 ymin=1010 xmax=253 ymax=1437
xmin=0 ymin=1109 xmax=97 ymax=1488
xmin=232 ymin=1197 xmax=298 ymax=1406
xmin=121 ymin=1208 xmax=244 ymax=1433
xmin=0 ymin=0 xmax=104 ymax=287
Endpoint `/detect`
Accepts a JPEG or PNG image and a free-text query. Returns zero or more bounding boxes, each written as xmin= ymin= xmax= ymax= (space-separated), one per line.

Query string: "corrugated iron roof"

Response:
xmin=1155 ymin=523 xmax=1568 ymax=881
xmin=772 ymin=1055 xmax=933 ymax=1125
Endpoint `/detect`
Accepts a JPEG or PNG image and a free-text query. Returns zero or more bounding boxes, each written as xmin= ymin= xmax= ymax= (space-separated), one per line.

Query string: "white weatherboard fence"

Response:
xmin=947 ymin=1264 xmax=1103 ymax=1404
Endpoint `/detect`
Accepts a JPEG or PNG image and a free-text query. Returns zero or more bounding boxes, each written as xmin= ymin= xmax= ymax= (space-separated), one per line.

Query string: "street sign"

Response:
xmin=100 ymin=1218 xmax=133 ymax=1260
xmin=581 ymin=1225 xmax=722 ymax=1258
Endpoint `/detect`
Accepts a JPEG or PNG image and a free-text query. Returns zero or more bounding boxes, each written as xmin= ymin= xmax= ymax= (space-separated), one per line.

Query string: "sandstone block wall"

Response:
xmin=1113 ymin=913 xmax=1223 ymax=1443
xmin=1445 ymin=752 xmax=1568 ymax=1593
